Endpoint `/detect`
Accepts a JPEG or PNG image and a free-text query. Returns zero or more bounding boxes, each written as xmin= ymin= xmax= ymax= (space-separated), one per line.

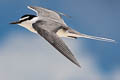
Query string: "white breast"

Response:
xmin=18 ymin=17 xmax=39 ymax=33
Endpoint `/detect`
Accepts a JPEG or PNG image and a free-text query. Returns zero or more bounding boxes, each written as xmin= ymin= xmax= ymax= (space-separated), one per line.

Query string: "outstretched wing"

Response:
xmin=28 ymin=6 xmax=66 ymax=24
xmin=32 ymin=20 xmax=81 ymax=68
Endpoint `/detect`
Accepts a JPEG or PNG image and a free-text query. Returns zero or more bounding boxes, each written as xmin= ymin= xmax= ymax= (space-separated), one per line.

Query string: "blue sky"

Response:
xmin=0 ymin=0 xmax=120 ymax=80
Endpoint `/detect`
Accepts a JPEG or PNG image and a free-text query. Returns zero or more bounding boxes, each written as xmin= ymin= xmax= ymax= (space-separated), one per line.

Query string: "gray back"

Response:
xmin=28 ymin=6 xmax=66 ymax=24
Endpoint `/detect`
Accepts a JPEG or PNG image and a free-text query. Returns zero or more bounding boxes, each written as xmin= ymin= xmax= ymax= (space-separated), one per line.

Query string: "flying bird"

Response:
xmin=10 ymin=6 xmax=115 ymax=68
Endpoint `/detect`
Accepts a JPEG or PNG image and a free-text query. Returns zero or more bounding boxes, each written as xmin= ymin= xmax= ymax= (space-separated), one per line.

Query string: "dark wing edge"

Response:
xmin=32 ymin=22 xmax=81 ymax=68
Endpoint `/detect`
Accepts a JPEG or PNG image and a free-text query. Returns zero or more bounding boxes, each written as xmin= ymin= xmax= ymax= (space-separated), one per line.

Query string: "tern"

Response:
xmin=10 ymin=6 xmax=115 ymax=68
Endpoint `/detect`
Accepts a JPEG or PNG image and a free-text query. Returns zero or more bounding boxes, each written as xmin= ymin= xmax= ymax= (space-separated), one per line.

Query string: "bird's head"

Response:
xmin=10 ymin=14 xmax=37 ymax=25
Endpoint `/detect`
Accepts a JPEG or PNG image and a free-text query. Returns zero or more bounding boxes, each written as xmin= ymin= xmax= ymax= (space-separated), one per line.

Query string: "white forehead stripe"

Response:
xmin=19 ymin=16 xmax=29 ymax=21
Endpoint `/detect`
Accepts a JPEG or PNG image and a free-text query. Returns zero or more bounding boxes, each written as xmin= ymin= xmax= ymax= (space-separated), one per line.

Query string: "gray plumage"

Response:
xmin=33 ymin=20 xmax=81 ymax=67
xmin=10 ymin=6 xmax=115 ymax=68
xmin=28 ymin=6 xmax=115 ymax=68
xmin=28 ymin=6 xmax=66 ymax=25
xmin=28 ymin=6 xmax=82 ymax=67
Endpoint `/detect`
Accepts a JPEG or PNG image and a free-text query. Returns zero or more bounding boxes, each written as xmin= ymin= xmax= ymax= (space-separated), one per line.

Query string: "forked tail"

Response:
xmin=79 ymin=33 xmax=115 ymax=42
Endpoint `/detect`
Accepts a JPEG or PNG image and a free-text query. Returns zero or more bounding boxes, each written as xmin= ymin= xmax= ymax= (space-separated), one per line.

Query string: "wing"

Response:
xmin=28 ymin=6 xmax=65 ymax=24
xmin=32 ymin=21 xmax=81 ymax=68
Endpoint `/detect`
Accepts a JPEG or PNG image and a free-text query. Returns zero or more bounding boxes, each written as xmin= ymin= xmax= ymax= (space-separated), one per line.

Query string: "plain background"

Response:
xmin=0 ymin=0 xmax=120 ymax=80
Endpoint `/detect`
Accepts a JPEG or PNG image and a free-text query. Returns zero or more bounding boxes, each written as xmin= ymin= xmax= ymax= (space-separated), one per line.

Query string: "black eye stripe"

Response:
xmin=21 ymin=14 xmax=36 ymax=19
xmin=19 ymin=14 xmax=36 ymax=23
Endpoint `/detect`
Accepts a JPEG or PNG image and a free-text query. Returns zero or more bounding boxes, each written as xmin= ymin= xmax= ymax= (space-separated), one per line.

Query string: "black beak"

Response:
xmin=10 ymin=21 xmax=20 ymax=24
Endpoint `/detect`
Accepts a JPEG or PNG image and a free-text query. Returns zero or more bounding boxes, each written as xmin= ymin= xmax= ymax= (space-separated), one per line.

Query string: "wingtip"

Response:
xmin=105 ymin=39 xmax=117 ymax=43
xmin=27 ymin=6 xmax=32 ymax=9
xmin=106 ymin=39 xmax=116 ymax=43
xmin=77 ymin=64 xmax=82 ymax=68
xmin=27 ymin=6 xmax=35 ymax=9
xmin=73 ymin=60 xmax=82 ymax=68
xmin=111 ymin=40 xmax=118 ymax=44
xmin=58 ymin=12 xmax=72 ymax=18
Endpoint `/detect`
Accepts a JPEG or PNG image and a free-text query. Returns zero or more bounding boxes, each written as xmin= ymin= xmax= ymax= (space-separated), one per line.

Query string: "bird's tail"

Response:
xmin=78 ymin=33 xmax=115 ymax=42
xmin=67 ymin=32 xmax=115 ymax=42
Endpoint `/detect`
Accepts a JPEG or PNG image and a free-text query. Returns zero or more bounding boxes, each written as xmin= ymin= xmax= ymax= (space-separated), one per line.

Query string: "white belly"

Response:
xmin=56 ymin=29 xmax=68 ymax=37
xmin=18 ymin=21 xmax=37 ymax=33
xmin=56 ymin=29 xmax=80 ymax=38
xmin=19 ymin=21 xmax=79 ymax=38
